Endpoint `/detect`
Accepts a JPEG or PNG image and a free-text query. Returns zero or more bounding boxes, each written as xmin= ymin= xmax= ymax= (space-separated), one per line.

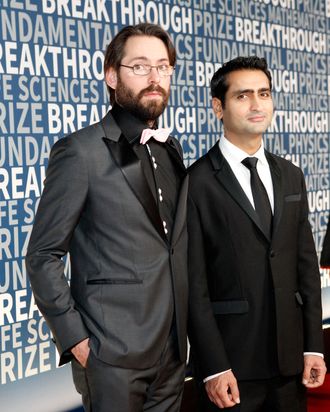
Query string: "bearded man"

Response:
xmin=26 ymin=23 xmax=188 ymax=412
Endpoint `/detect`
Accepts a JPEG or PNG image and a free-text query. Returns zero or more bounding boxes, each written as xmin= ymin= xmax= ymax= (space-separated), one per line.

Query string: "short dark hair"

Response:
xmin=104 ymin=23 xmax=176 ymax=104
xmin=210 ymin=56 xmax=272 ymax=108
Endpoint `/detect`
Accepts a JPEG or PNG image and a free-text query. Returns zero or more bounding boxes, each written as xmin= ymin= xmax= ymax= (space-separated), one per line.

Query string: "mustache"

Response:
xmin=138 ymin=85 xmax=168 ymax=99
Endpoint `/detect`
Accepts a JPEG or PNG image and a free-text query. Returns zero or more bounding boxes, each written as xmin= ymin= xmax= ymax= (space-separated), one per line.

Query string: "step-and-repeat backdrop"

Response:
xmin=0 ymin=1 xmax=329 ymax=411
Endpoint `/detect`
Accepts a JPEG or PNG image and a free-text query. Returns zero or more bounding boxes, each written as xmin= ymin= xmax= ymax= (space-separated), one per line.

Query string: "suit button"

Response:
xmin=270 ymin=250 xmax=275 ymax=258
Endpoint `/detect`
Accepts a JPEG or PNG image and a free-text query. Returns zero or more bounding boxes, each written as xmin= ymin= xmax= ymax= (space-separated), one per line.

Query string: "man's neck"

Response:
xmin=224 ymin=134 xmax=263 ymax=155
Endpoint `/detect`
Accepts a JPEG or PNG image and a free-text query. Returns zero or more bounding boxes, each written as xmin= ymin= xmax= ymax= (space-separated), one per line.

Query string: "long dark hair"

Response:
xmin=104 ymin=23 xmax=176 ymax=104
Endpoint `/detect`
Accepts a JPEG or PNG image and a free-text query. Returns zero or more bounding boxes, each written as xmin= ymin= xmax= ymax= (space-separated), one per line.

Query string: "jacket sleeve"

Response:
xmin=320 ymin=219 xmax=330 ymax=268
xmin=187 ymin=194 xmax=231 ymax=379
xmin=26 ymin=135 xmax=89 ymax=365
xmin=297 ymin=168 xmax=324 ymax=353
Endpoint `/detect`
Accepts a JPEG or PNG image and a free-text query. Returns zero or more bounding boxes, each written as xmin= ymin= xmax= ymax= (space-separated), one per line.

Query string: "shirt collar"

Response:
xmin=219 ymin=135 xmax=267 ymax=166
xmin=111 ymin=104 xmax=155 ymax=144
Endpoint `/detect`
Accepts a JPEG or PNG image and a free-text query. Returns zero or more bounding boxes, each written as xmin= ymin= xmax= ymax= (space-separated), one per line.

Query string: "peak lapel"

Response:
xmin=171 ymin=175 xmax=188 ymax=246
xmin=101 ymin=114 xmax=167 ymax=243
xmin=165 ymin=136 xmax=188 ymax=245
xmin=165 ymin=137 xmax=187 ymax=177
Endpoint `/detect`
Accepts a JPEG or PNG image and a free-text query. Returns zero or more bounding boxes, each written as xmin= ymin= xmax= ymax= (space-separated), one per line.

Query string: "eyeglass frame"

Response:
xmin=119 ymin=64 xmax=175 ymax=77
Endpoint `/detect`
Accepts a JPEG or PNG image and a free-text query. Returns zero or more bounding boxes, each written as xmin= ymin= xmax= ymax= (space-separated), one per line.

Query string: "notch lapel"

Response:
xmin=208 ymin=144 xmax=271 ymax=242
xmin=266 ymin=152 xmax=283 ymax=236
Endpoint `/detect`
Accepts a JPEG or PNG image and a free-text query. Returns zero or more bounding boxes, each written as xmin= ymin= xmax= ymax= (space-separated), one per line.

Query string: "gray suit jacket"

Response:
xmin=26 ymin=111 xmax=188 ymax=368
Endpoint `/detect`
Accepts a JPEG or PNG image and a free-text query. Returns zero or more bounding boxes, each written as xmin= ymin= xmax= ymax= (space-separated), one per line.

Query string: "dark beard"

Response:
xmin=115 ymin=78 xmax=169 ymax=122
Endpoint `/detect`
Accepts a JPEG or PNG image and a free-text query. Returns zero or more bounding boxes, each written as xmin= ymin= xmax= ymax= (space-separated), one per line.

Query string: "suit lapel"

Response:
xmin=171 ymin=175 xmax=188 ymax=246
xmin=165 ymin=136 xmax=188 ymax=245
xmin=208 ymin=144 xmax=271 ymax=242
xmin=165 ymin=137 xmax=187 ymax=177
xmin=266 ymin=152 xmax=283 ymax=236
xmin=101 ymin=112 xmax=168 ymax=243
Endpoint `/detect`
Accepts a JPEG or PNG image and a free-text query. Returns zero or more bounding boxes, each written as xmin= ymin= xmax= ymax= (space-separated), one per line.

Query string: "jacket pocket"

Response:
xmin=212 ymin=299 xmax=249 ymax=314
xmin=284 ymin=193 xmax=301 ymax=202
xmin=87 ymin=278 xmax=143 ymax=285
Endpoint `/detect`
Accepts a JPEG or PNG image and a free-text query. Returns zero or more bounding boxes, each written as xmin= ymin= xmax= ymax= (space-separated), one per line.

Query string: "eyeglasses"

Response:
xmin=119 ymin=64 xmax=174 ymax=77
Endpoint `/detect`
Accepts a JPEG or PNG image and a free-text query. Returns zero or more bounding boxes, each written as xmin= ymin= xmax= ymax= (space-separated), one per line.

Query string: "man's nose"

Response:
xmin=250 ymin=96 xmax=262 ymax=110
xmin=148 ymin=67 xmax=161 ymax=83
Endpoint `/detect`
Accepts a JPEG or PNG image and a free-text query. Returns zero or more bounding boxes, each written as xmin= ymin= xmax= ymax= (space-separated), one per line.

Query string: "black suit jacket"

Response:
xmin=26 ymin=111 xmax=189 ymax=368
xmin=188 ymin=143 xmax=323 ymax=381
xmin=321 ymin=219 xmax=330 ymax=268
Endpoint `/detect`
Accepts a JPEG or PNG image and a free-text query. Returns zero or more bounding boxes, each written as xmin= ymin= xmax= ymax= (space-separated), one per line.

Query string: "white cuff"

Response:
xmin=203 ymin=369 xmax=232 ymax=383
xmin=303 ymin=352 xmax=324 ymax=358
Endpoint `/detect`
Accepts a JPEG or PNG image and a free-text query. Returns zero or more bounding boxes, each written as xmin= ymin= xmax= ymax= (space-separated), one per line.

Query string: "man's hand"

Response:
xmin=71 ymin=338 xmax=90 ymax=368
xmin=302 ymin=354 xmax=327 ymax=388
xmin=205 ymin=370 xmax=240 ymax=409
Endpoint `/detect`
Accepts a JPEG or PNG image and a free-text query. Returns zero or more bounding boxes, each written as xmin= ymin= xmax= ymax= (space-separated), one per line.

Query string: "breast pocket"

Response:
xmin=87 ymin=278 xmax=143 ymax=285
xmin=211 ymin=299 xmax=249 ymax=315
xmin=284 ymin=193 xmax=301 ymax=202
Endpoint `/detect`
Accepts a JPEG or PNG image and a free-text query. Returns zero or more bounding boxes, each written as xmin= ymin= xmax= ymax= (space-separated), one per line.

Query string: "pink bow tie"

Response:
xmin=140 ymin=128 xmax=171 ymax=145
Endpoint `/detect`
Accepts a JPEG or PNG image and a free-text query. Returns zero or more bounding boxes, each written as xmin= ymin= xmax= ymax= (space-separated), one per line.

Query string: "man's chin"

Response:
xmin=126 ymin=105 xmax=165 ymax=122
xmin=248 ymin=123 xmax=270 ymax=135
xmin=140 ymin=101 xmax=166 ymax=118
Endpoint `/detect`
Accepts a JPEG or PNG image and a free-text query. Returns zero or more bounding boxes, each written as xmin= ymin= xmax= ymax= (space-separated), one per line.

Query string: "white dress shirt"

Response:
xmin=219 ymin=135 xmax=274 ymax=213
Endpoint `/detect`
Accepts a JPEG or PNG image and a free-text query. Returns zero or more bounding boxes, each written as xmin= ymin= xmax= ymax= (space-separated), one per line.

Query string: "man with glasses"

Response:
xmin=26 ymin=23 xmax=188 ymax=412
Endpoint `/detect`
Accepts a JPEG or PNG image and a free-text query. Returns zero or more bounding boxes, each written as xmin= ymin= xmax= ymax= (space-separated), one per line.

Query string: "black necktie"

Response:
xmin=242 ymin=157 xmax=272 ymax=238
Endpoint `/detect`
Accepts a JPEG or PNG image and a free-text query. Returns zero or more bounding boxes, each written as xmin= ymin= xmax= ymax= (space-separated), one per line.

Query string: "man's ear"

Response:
xmin=105 ymin=68 xmax=117 ymax=89
xmin=212 ymin=97 xmax=223 ymax=119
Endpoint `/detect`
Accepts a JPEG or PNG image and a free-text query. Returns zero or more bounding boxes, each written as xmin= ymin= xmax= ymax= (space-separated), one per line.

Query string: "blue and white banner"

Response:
xmin=0 ymin=1 xmax=329 ymax=410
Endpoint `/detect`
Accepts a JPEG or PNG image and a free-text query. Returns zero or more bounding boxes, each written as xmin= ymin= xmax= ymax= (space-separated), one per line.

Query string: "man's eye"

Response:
xmin=260 ymin=92 xmax=271 ymax=98
xmin=237 ymin=94 xmax=247 ymax=100
xmin=158 ymin=65 xmax=169 ymax=71
xmin=134 ymin=64 xmax=145 ymax=71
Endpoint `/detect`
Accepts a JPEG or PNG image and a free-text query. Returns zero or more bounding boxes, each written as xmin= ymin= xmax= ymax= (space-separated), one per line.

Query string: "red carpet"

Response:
xmin=307 ymin=374 xmax=330 ymax=412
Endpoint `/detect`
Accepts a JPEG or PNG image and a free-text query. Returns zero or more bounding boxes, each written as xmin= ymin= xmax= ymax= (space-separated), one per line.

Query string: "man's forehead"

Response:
xmin=226 ymin=70 xmax=270 ymax=91
xmin=122 ymin=35 xmax=169 ymax=60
